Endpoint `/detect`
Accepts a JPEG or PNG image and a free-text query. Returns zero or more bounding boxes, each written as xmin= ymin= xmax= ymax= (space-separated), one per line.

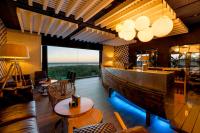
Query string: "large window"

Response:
xmin=48 ymin=46 xmax=99 ymax=79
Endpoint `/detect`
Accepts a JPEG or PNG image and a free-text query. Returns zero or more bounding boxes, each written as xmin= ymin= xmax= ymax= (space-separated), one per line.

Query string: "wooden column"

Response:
xmin=42 ymin=45 xmax=48 ymax=73
xmin=99 ymin=50 xmax=102 ymax=77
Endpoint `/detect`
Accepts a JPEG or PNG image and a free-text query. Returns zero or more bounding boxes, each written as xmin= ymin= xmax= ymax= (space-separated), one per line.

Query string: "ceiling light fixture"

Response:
xmin=135 ymin=16 xmax=150 ymax=31
xmin=137 ymin=27 xmax=153 ymax=42
xmin=116 ymin=15 xmax=173 ymax=42
xmin=152 ymin=16 xmax=173 ymax=37
xmin=116 ymin=19 xmax=136 ymax=41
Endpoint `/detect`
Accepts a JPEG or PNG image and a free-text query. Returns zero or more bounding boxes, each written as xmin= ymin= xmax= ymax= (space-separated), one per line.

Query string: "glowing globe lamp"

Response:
xmin=135 ymin=16 xmax=150 ymax=31
xmin=152 ymin=16 xmax=173 ymax=37
xmin=123 ymin=19 xmax=135 ymax=31
xmin=137 ymin=27 xmax=153 ymax=42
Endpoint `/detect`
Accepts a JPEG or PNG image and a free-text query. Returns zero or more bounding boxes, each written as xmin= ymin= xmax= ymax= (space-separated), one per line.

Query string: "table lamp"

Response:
xmin=0 ymin=44 xmax=30 ymax=89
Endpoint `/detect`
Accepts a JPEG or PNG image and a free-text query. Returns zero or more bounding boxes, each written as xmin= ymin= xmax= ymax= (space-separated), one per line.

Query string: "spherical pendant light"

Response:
xmin=116 ymin=23 xmax=123 ymax=32
xmin=137 ymin=27 xmax=153 ymax=42
xmin=118 ymin=31 xmax=125 ymax=39
xmin=118 ymin=30 xmax=136 ymax=41
xmin=123 ymin=19 xmax=135 ymax=31
xmin=135 ymin=16 xmax=150 ymax=31
xmin=123 ymin=31 xmax=136 ymax=41
xmin=152 ymin=16 xmax=173 ymax=37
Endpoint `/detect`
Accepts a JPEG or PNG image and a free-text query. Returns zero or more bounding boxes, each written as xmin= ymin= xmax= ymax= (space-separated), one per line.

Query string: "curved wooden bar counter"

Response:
xmin=102 ymin=67 xmax=174 ymax=123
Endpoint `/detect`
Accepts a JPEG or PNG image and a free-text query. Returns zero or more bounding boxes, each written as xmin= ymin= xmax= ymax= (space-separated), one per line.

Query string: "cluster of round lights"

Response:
xmin=116 ymin=16 xmax=173 ymax=42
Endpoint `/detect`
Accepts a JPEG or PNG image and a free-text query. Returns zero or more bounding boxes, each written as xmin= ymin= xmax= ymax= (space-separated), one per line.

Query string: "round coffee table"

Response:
xmin=54 ymin=97 xmax=95 ymax=132
xmin=54 ymin=97 xmax=94 ymax=118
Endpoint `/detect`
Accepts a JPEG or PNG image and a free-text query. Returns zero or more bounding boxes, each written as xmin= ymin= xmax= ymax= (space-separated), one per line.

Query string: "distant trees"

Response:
xmin=48 ymin=65 xmax=99 ymax=79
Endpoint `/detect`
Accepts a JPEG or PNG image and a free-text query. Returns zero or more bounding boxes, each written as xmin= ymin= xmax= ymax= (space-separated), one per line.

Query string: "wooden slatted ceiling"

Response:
xmin=71 ymin=27 xmax=115 ymax=44
xmin=30 ymin=0 xmax=114 ymax=22
xmin=95 ymin=0 xmax=188 ymax=37
xmin=16 ymin=8 xmax=78 ymax=38
xmin=103 ymin=38 xmax=137 ymax=46
xmin=168 ymin=18 xmax=189 ymax=36
xmin=166 ymin=0 xmax=198 ymax=9
xmin=14 ymin=0 xmax=189 ymax=45
xmin=71 ymin=27 xmax=137 ymax=46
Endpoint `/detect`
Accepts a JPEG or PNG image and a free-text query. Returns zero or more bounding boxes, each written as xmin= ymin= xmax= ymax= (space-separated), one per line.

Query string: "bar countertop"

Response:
xmin=104 ymin=67 xmax=174 ymax=93
xmin=111 ymin=67 xmax=174 ymax=75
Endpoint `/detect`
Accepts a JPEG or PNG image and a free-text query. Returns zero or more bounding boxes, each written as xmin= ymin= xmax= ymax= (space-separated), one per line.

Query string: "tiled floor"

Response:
xmin=34 ymin=77 xmax=200 ymax=133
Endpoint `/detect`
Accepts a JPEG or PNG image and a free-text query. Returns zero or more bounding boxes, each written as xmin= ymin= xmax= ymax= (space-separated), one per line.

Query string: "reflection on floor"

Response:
xmin=34 ymin=77 xmax=200 ymax=133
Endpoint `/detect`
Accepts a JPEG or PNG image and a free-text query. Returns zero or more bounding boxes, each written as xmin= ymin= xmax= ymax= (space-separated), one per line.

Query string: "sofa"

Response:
xmin=0 ymin=101 xmax=38 ymax=133
xmin=0 ymin=73 xmax=38 ymax=133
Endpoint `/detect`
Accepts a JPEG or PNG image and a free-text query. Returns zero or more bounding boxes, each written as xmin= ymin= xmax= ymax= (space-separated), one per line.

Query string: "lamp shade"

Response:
xmin=116 ymin=23 xmax=123 ymax=32
xmin=137 ymin=27 xmax=153 ymax=42
xmin=135 ymin=16 xmax=150 ymax=31
xmin=152 ymin=16 xmax=173 ymax=37
xmin=118 ymin=30 xmax=136 ymax=41
xmin=123 ymin=19 xmax=135 ymax=31
xmin=0 ymin=44 xmax=29 ymax=59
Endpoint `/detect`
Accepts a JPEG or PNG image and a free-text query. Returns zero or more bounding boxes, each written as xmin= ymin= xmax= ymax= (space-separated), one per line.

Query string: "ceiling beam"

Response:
xmin=71 ymin=28 xmax=88 ymax=39
xmin=58 ymin=22 xmax=71 ymax=37
xmin=16 ymin=8 xmax=24 ymax=32
xmin=95 ymin=0 xmax=139 ymax=26
xmin=51 ymin=20 xmax=64 ymax=37
xmin=75 ymin=0 xmax=98 ymax=20
xmin=42 ymin=35 xmax=103 ymax=51
xmin=55 ymin=0 xmax=65 ymax=14
xmin=83 ymin=0 xmax=114 ymax=22
xmin=45 ymin=18 xmax=56 ymax=36
xmin=62 ymin=25 xmax=78 ymax=38
xmin=65 ymin=0 xmax=82 ymax=17
xmin=38 ymin=15 xmax=45 ymax=35
xmin=65 ymin=26 xmax=85 ymax=39
xmin=12 ymin=0 xmax=116 ymax=35
xmin=29 ymin=12 xmax=34 ymax=33
xmin=28 ymin=0 xmax=33 ymax=6
xmin=43 ymin=0 xmax=48 ymax=10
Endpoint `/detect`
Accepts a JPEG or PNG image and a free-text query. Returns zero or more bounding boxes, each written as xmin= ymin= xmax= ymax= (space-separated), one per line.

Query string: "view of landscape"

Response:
xmin=48 ymin=46 xmax=99 ymax=79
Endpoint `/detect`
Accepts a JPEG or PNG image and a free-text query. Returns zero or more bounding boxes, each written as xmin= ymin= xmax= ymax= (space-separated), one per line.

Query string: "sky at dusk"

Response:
xmin=48 ymin=46 xmax=99 ymax=63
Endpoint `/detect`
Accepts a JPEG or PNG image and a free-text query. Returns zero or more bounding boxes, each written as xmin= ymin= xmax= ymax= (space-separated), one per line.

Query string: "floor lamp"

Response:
xmin=0 ymin=44 xmax=30 ymax=89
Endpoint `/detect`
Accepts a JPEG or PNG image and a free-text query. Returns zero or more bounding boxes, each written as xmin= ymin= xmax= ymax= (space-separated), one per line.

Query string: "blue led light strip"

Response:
xmin=109 ymin=91 xmax=173 ymax=133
